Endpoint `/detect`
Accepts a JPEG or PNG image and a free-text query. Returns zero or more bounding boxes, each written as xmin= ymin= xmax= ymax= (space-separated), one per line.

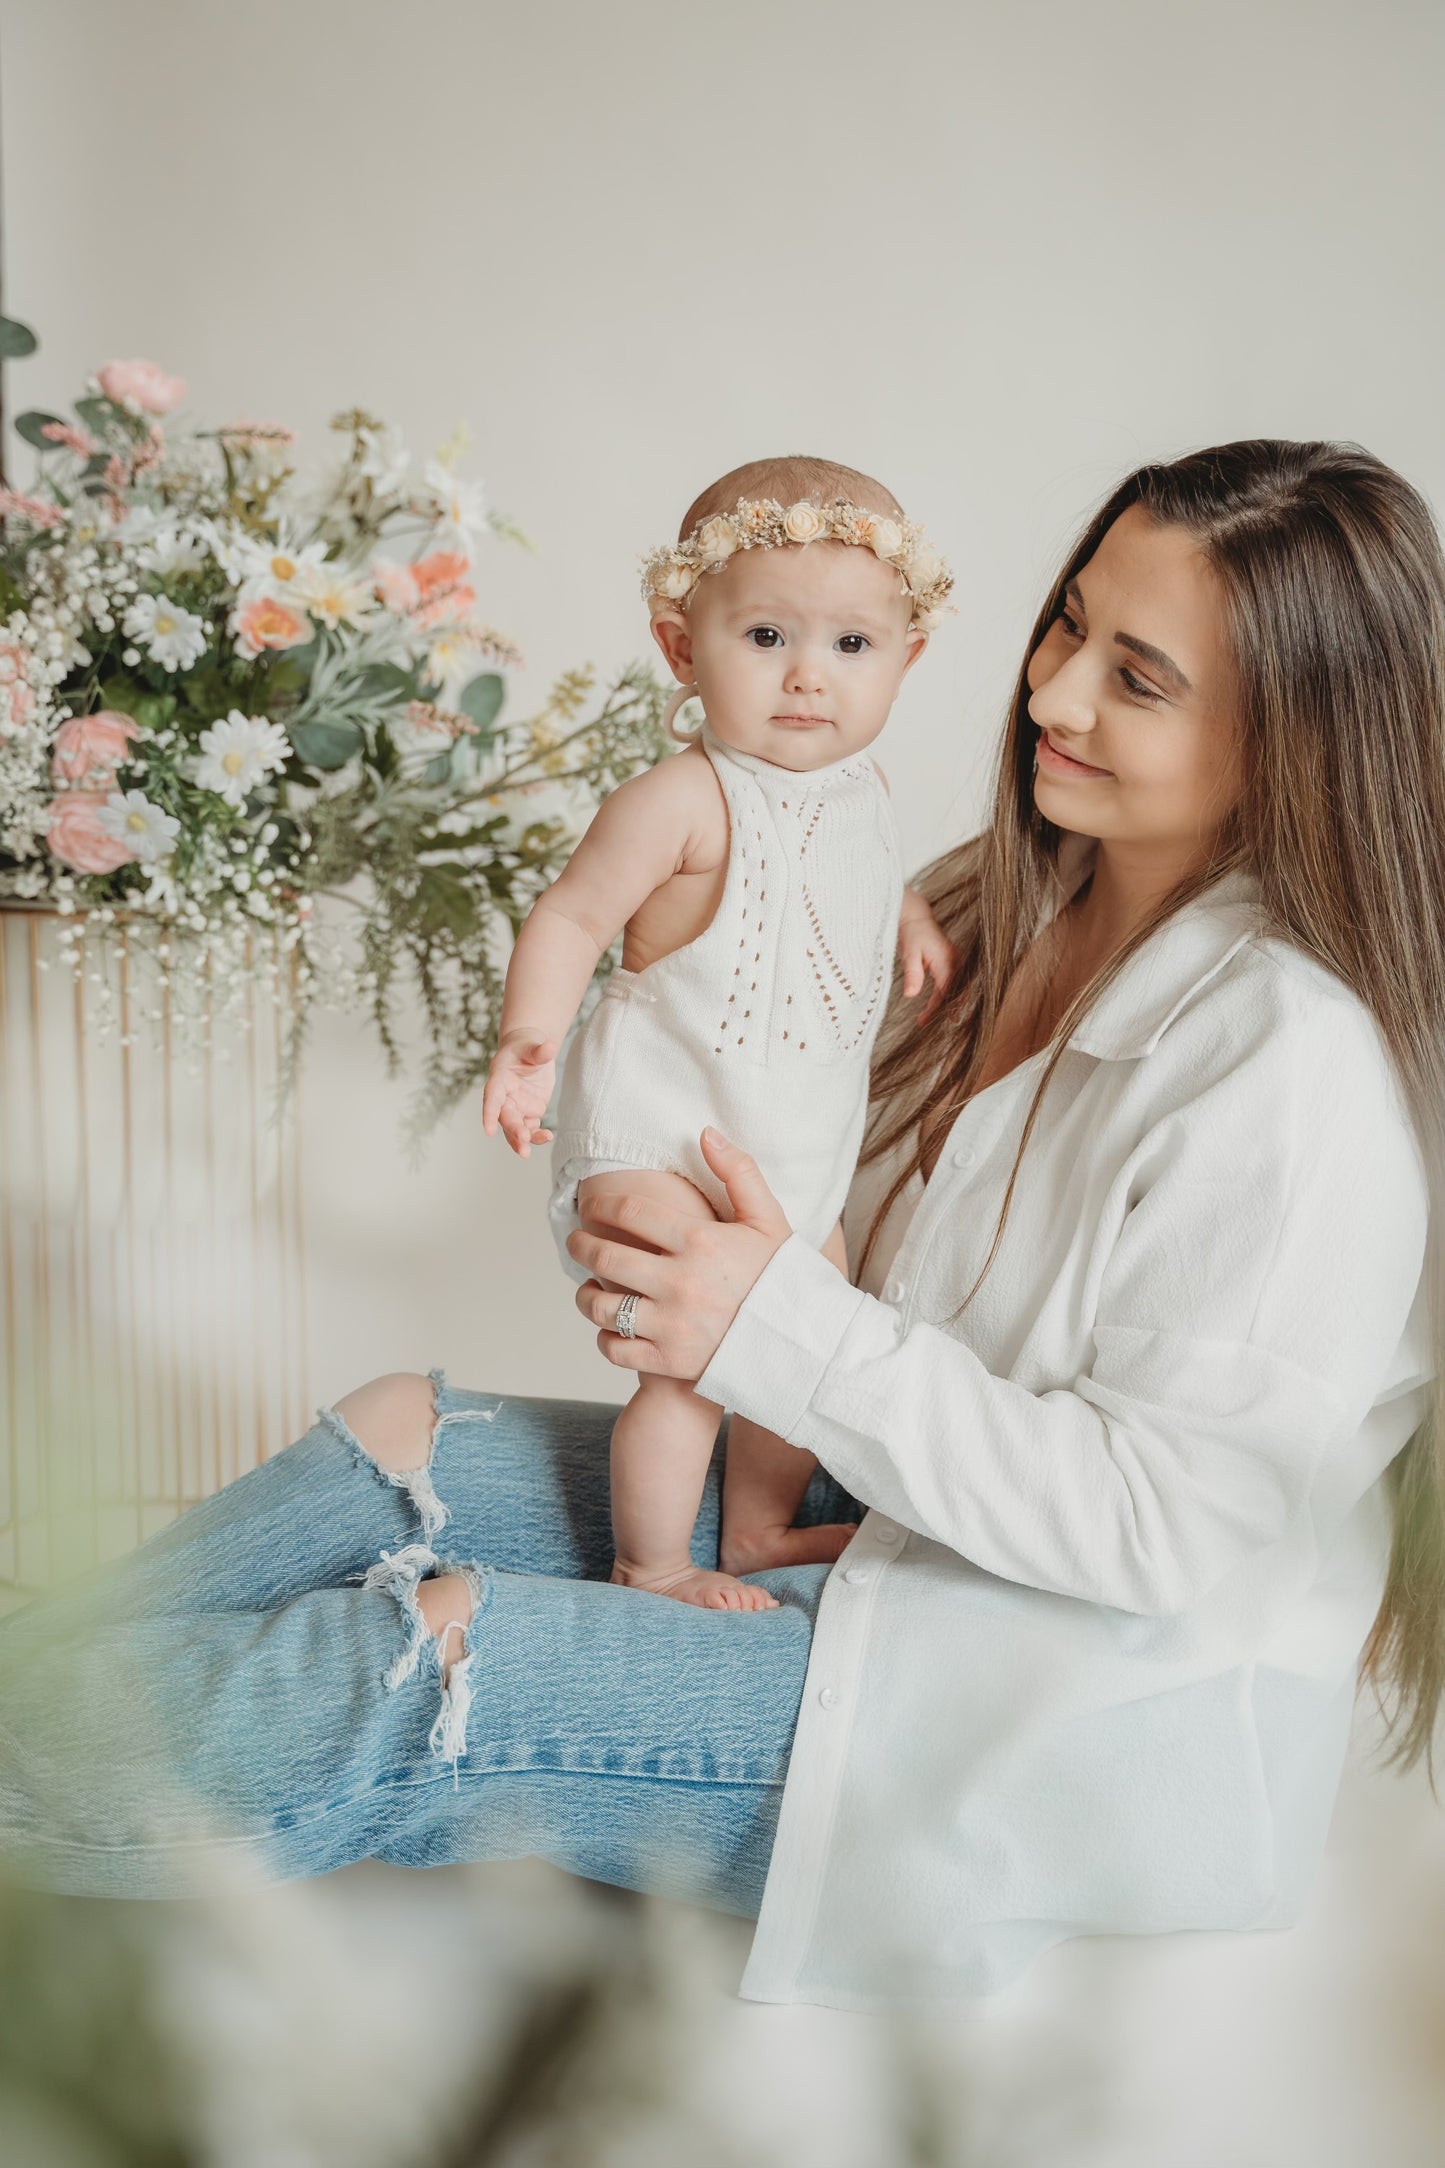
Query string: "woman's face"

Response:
xmin=1025 ymin=505 xmax=1245 ymax=858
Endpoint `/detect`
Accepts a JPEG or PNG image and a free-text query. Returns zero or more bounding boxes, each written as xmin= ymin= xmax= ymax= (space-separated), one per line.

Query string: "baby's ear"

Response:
xmin=901 ymin=628 xmax=929 ymax=675
xmin=650 ymin=608 xmax=695 ymax=683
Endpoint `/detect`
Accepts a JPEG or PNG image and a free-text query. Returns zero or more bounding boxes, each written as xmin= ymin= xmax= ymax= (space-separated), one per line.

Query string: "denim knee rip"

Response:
xmin=316 ymin=1367 xmax=498 ymax=1543
xmin=318 ymin=1369 xmax=501 ymax=1782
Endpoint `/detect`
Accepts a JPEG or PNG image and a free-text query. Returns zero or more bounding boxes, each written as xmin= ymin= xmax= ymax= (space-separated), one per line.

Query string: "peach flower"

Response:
xmin=233 ymin=593 xmax=310 ymax=659
xmin=695 ymin=516 xmax=739 ymax=564
xmin=408 ymin=551 xmax=476 ymax=629
xmin=51 ymin=710 xmax=142 ymax=787
xmin=46 ymin=793 xmax=137 ymax=873
xmin=0 ymin=640 xmax=34 ymax=734
xmin=96 ymin=359 xmax=187 ymax=416
xmin=373 ymin=559 xmax=420 ymax=614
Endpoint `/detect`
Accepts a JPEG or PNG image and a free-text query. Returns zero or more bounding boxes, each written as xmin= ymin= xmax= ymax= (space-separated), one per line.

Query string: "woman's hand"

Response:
xmin=568 ymin=1129 xmax=791 ymax=1379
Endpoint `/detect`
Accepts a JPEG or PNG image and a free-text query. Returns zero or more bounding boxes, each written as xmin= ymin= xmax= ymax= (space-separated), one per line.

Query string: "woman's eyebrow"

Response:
xmin=1065 ymin=580 xmax=1193 ymax=693
xmin=1115 ymin=632 xmax=1193 ymax=694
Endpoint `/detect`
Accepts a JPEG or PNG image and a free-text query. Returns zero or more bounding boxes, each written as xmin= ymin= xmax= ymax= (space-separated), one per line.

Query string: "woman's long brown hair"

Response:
xmin=859 ymin=440 xmax=1445 ymax=1773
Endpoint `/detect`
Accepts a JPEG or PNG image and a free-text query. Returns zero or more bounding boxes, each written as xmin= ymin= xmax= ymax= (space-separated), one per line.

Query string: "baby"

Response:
xmin=483 ymin=455 xmax=955 ymax=1608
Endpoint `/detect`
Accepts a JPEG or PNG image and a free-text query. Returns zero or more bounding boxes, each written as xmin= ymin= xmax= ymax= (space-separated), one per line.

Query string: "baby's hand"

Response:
xmin=898 ymin=895 xmax=956 ymax=1025
xmin=483 ymin=1033 xmax=558 ymax=1157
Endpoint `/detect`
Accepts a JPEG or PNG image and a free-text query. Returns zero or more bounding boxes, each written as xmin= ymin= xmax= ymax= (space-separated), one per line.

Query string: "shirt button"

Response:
xmin=881 ymin=1276 xmax=904 ymax=1303
xmin=818 ymin=1686 xmax=839 ymax=1708
xmin=874 ymin=1520 xmax=900 ymax=1545
xmin=949 ymin=1145 xmax=977 ymax=1171
xmin=843 ymin=1566 xmax=872 ymax=1585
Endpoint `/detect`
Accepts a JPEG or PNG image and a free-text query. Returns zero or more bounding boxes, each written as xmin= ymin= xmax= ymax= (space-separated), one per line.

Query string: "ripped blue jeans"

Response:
xmin=0 ymin=1374 xmax=852 ymax=1915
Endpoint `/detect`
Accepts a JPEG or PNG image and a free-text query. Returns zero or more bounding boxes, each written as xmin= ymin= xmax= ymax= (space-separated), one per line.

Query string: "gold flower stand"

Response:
xmin=0 ymin=907 xmax=310 ymax=1596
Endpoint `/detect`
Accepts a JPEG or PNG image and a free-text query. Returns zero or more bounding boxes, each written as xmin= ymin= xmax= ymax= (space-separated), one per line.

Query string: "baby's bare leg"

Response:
xmin=577 ymin=1169 xmax=778 ymax=1613
xmin=718 ymin=1218 xmax=860 ymax=1576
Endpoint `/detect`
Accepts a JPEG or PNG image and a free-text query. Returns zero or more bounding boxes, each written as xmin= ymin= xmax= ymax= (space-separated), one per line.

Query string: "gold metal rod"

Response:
xmin=117 ymin=930 xmax=142 ymax=1549
xmin=246 ymin=939 xmax=263 ymax=1469
xmin=73 ymin=928 xmax=98 ymax=1566
xmin=288 ymin=943 xmax=308 ymax=1453
xmin=27 ymin=918 xmax=55 ymax=1584
xmin=0 ymin=922 xmax=19 ymax=1578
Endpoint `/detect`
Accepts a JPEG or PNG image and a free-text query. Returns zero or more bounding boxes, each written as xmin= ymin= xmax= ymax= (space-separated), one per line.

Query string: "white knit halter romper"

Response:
xmin=547 ymin=718 xmax=905 ymax=1284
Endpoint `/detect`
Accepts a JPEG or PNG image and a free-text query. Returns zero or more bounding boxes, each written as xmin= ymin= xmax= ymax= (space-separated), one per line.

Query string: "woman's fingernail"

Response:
xmin=702 ymin=1126 xmax=723 ymax=1146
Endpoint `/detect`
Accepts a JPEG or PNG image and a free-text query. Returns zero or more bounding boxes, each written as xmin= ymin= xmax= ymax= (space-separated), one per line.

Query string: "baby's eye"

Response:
xmin=747 ymin=626 xmax=783 ymax=649
xmin=836 ymin=633 xmax=871 ymax=656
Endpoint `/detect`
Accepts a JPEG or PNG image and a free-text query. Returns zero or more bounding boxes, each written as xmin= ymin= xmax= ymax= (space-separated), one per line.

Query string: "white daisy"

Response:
xmin=136 ymin=524 xmax=208 ymax=578
xmin=423 ymin=459 xmax=489 ymax=551
xmin=290 ymin=560 xmax=376 ymax=631
xmin=193 ymin=711 xmax=291 ymax=808
xmin=230 ymin=523 xmax=330 ymax=604
xmin=122 ymin=593 xmax=209 ymax=672
xmin=356 ymin=423 xmax=409 ymax=496
xmin=98 ymin=789 xmax=180 ymax=863
xmin=421 ymin=624 xmax=486 ymax=704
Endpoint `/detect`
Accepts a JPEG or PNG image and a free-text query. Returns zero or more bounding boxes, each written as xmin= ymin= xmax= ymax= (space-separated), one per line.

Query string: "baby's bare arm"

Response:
xmin=496 ymin=750 xmax=718 ymax=1052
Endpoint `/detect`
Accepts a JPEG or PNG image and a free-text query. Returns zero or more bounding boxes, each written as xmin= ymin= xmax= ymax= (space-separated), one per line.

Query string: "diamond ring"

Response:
xmin=615 ymin=1292 xmax=641 ymax=1340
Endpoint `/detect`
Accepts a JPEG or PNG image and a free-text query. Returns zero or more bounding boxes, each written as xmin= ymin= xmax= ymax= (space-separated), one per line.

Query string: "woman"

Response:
xmin=2 ymin=440 xmax=1440 ymax=2012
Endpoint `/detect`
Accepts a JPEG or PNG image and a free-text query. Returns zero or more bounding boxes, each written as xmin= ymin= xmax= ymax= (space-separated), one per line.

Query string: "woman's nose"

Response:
xmin=1027 ymin=653 xmax=1096 ymax=736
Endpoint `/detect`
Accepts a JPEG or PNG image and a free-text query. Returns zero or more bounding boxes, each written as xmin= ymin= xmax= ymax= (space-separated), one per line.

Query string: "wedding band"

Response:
xmin=615 ymin=1292 xmax=641 ymax=1339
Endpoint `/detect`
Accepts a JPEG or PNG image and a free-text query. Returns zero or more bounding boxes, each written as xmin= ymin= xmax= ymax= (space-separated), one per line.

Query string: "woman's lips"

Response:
xmin=1037 ymin=731 xmax=1112 ymax=777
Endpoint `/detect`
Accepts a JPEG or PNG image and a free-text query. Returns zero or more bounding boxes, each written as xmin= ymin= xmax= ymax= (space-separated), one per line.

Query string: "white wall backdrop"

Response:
xmin=4 ymin=0 xmax=1443 ymax=1417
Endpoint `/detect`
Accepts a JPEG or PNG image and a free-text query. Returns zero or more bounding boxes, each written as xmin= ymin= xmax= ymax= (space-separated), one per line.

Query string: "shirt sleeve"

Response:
xmin=696 ymin=991 xmax=1431 ymax=1615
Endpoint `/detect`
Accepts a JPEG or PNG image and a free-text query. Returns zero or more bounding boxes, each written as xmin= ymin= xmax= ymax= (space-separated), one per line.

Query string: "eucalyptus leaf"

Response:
xmin=74 ymin=395 xmax=120 ymax=435
xmin=423 ymin=753 xmax=452 ymax=786
xmin=0 ymin=317 xmax=38 ymax=359
xmin=14 ymin=409 xmax=66 ymax=449
xmin=459 ymin=672 xmax=505 ymax=734
xmin=414 ymin=865 xmax=478 ymax=940
xmin=133 ymin=694 xmax=178 ymax=733
xmin=289 ymin=717 xmax=364 ymax=770
xmin=360 ymin=661 xmax=418 ymax=704
xmin=264 ymin=640 xmax=320 ymax=697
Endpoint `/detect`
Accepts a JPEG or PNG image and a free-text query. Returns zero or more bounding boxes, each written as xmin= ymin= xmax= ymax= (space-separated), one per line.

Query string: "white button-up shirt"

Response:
xmin=696 ymin=831 xmax=1433 ymax=2010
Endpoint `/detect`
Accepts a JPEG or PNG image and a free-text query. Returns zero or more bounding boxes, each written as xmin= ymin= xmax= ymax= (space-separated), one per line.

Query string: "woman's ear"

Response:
xmin=650 ymin=608 xmax=696 ymax=684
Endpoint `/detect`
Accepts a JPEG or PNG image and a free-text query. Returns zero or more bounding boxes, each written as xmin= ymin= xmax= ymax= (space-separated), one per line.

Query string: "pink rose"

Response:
xmin=95 ymin=358 xmax=187 ymax=416
xmin=46 ymin=792 xmax=138 ymax=873
xmin=233 ymin=594 xmax=310 ymax=659
xmin=50 ymin=709 xmax=142 ymax=787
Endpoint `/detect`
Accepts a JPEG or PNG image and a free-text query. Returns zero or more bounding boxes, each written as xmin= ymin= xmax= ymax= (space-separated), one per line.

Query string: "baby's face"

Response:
xmin=652 ymin=540 xmax=926 ymax=771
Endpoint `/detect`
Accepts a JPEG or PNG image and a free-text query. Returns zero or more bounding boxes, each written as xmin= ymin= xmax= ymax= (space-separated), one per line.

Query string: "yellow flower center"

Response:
xmin=223 ymin=750 xmax=245 ymax=774
xmin=271 ymin=554 xmax=297 ymax=580
xmin=154 ymin=612 xmax=176 ymax=635
xmin=126 ymin=812 xmax=146 ymax=833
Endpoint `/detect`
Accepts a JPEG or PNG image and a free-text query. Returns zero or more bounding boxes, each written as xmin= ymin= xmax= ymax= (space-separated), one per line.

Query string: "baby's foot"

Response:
xmin=610 ymin=1559 xmax=779 ymax=1611
xmin=719 ymin=1521 xmax=860 ymax=1577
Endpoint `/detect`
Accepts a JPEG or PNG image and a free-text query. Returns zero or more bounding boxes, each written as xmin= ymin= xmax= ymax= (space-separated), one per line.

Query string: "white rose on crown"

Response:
xmin=658 ymin=560 xmax=696 ymax=599
xmin=695 ymin=516 xmax=739 ymax=563
xmin=782 ymin=502 xmax=826 ymax=543
xmin=867 ymin=517 xmax=904 ymax=560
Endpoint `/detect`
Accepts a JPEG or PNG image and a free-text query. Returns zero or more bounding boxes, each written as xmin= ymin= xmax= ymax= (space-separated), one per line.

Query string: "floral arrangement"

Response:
xmin=640 ymin=494 xmax=955 ymax=631
xmin=0 ymin=328 xmax=671 ymax=1137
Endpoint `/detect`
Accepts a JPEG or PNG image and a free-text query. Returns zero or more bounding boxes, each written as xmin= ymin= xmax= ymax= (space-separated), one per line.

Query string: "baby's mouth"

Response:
xmin=771 ymin=713 xmax=832 ymax=727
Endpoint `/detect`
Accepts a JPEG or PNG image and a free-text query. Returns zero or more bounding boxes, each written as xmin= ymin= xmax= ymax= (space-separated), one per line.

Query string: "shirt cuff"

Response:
xmin=695 ymin=1231 xmax=873 ymax=1436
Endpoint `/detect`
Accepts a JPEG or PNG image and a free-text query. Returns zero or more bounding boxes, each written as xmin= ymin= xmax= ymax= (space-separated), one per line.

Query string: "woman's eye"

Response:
xmin=836 ymin=633 xmax=870 ymax=656
xmin=1120 ymin=667 xmax=1164 ymax=704
xmin=747 ymin=626 xmax=783 ymax=649
xmin=1058 ymin=607 xmax=1084 ymax=640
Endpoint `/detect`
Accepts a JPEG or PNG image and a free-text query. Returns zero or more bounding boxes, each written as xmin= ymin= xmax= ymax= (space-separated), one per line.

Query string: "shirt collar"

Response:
xmin=1039 ymin=829 xmax=1265 ymax=1061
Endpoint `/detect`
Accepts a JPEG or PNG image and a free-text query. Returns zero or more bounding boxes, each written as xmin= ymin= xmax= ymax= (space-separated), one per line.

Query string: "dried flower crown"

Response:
xmin=641 ymin=496 xmax=955 ymax=633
